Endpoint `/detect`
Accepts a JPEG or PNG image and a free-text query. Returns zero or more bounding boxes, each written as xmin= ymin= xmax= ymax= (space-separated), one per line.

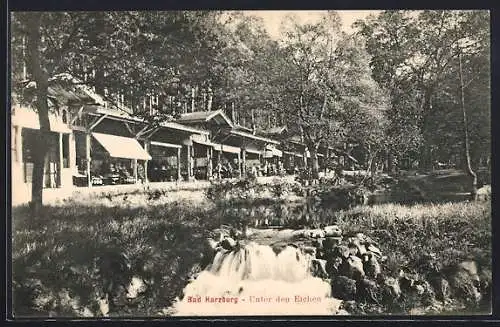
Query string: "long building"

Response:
xmin=11 ymin=77 xmax=319 ymax=205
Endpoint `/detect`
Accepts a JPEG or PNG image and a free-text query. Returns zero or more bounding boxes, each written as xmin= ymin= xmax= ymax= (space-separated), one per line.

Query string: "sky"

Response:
xmin=239 ymin=10 xmax=380 ymax=39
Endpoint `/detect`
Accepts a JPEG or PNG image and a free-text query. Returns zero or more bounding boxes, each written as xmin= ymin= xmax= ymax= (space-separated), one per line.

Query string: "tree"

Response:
xmin=11 ymin=11 xmax=232 ymax=214
xmin=276 ymin=13 xmax=388 ymax=179
xmin=355 ymin=10 xmax=490 ymax=175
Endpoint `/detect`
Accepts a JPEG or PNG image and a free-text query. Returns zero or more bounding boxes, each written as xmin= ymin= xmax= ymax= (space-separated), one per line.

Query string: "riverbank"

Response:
xmin=11 ymin=178 xmax=491 ymax=317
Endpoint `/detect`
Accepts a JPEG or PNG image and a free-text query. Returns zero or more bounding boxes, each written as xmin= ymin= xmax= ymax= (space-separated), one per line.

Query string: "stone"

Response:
xmin=382 ymin=277 xmax=401 ymax=301
xmin=342 ymin=255 xmax=365 ymax=280
xmin=126 ymin=276 xmax=146 ymax=299
xmin=307 ymin=229 xmax=326 ymax=238
xmin=363 ymin=253 xmax=382 ymax=279
xmin=220 ymin=237 xmax=237 ymax=250
xmin=311 ymin=258 xmax=329 ymax=279
xmin=324 ymin=225 xmax=342 ymax=237
xmin=333 ymin=245 xmax=351 ymax=259
xmin=357 ymin=278 xmax=381 ymax=304
xmin=331 ymin=276 xmax=357 ymax=301
xmin=366 ymin=244 xmax=382 ymax=258
xmin=323 ymin=237 xmax=342 ymax=250
xmin=302 ymin=246 xmax=317 ymax=257
xmin=326 ymin=256 xmax=343 ymax=276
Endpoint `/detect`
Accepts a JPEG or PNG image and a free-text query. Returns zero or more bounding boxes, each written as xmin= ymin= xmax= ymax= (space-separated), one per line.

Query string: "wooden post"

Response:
xmin=58 ymin=133 xmax=63 ymax=187
xmin=242 ymin=148 xmax=246 ymax=178
xmin=85 ymin=132 xmax=91 ymax=187
xmin=133 ymin=159 xmax=138 ymax=183
xmin=69 ymin=132 xmax=76 ymax=174
xmin=177 ymin=147 xmax=181 ymax=181
xmin=144 ymin=141 xmax=149 ymax=183
xmin=238 ymin=150 xmax=242 ymax=178
xmin=206 ymin=146 xmax=211 ymax=180
xmin=186 ymin=145 xmax=191 ymax=180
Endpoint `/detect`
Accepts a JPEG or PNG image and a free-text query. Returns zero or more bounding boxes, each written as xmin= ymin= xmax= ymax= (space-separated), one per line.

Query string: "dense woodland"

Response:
xmin=11 ymin=10 xmax=490 ymax=212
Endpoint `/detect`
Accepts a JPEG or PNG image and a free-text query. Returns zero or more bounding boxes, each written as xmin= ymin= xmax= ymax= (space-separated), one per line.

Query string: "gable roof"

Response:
xmin=260 ymin=126 xmax=288 ymax=136
xmin=176 ymin=110 xmax=233 ymax=128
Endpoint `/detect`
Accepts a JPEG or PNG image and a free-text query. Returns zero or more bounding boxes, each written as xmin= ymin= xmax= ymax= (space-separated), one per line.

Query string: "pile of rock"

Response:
xmin=305 ymin=227 xmax=396 ymax=304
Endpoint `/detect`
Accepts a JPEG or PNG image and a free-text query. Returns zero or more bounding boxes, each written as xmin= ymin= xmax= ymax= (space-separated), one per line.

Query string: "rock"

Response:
xmin=357 ymin=278 xmax=381 ymax=304
xmin=331 ymin=276 xmax=357 ymax=301
xmin=312 ymin=238 xmax=324 ymax=249
xmin=220 ymin=237 xmax=237 ymax=250
xmin=311 ymin=258 xmax=329 ymax=279
xmin=429 ymin=277 xmax=450 ymax=303
xmin=382 ymin=277 xmax=401 ymax=302
xmin=348 ymin=238 xmax=367 ymax=256
xmin=342 ymin=255 xmax=365 ymax=280
xmin=126 ymin=276 xmax=146 ymax=299
xmin=457 ymin=260 xmax=479 ymax=279
xmin=98 ymin=296 xmax=109 ymax=316
xmin=302 ymin=246 xmax=317 ymax=257
xmin=476 ymin=185 xmax=491 ymax=201
xmin=366 ymin=244 xmax=382 ymax=258
xmin=326 ymin=256 xmax=343 ymax=276
xmin=363 ymin=253 xmax=382 ymax=279
xmin=324 ymin=225 xmax=342 ymax=237
xmin=323 ymin=237 xmax=342 ymax=250
xmin=307 ymin=229 xmax=326 ymax=238
xmin=332 ymin=245 xmax=351 ymax=259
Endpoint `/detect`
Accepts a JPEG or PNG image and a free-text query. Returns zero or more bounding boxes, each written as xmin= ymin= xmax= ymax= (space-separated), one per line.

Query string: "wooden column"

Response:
xmin=238 ymin=150 xmax=242 ymax=178
xmin=58 ymin=133 xmax=63 ymax=187
xmin=85 ymin=132 xmax=91 ymax=187
xmin=69 ymin=132 xmax=76 ymax=174
xmin=144 ymin=141 xmax=149 ymax=183
xmin=177 ymin=147 xmax=181 ymax=181
xmin=133 ymin=159 xmax=138 ymax=183
xmin=206 ymin=146 xmax=212 ymax=179
xmin=241 ymin=148 xmax=246 ymax=178
xmin=186 ymin=145 xmax=192 ymax=180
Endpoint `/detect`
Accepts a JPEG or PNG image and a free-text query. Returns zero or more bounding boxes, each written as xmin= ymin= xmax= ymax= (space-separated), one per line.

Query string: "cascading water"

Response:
xmin=169 ymin=242 xmax=343 ymax=316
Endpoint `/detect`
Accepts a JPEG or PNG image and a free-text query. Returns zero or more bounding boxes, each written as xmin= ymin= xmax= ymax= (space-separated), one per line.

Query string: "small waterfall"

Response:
xmin=170 ymin=242 xmax=343 ymax=316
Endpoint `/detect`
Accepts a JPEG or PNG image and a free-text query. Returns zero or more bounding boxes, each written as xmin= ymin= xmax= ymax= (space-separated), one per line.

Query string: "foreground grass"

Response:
xmin=12 ymin=200 xmax=218 ymax=317
xmin=12 ymin=184 xmax=491 ymax=317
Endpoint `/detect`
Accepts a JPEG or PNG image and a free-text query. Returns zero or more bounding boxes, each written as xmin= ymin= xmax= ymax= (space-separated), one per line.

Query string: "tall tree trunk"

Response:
xmin=458 ymin=51 xmax=478 ymax=200
xmin=310 ymin=144 xmax=320 ymax=180
xmin=26 ymin=13 xmax=51 ymax=216
xmin=419 ymin=87 xmax=434 ymax=171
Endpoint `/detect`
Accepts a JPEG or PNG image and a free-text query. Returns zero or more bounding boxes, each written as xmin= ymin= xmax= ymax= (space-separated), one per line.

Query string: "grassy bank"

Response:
xmin=11 ymin=181 xmax=491 ymax=316
xmin=12 ymin=199 xmax=218 ymax=317
xmin=334 ymin=201 xmax=491 ymax=314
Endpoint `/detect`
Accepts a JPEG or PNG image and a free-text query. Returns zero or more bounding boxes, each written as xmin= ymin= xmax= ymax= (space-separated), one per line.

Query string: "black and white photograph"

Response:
xmin=9 ymin=9 xmax=492 ymax=317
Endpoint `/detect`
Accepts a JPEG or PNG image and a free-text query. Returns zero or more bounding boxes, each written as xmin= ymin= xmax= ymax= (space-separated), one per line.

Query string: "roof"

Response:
xmin=83 ymin=105 xmax=209 ymax=135
xmin=229 ymin=129 xmax=280 ymax=145
xmin=176 ymin=110 xmax=233 ymax=127
xmin=260 ymin=126 xmax=287 ymax=136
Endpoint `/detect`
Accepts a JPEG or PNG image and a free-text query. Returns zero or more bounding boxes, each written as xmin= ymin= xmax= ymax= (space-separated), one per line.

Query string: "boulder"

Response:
xmin=342 ymin=255 xmax=365 ymax=280
xmin=311 ymin=258 xmax=329 ymax=279
xmin=307 ymin=229 xmax=326 ymax=238
xmin=220 ymin=237 xmax=237 ymax=251
xmin=126 ymin=276 xmax=146 ymax=299
xmin=326 ymin=256 xmax=343 ymax=276
xmin=323 ymin=237 xmax=342 ymax=250
xmin=356 ymin=278 xmax=381 ymax=303
xmin=382 ymin=277 xmax=401 ymax=302
xmin=366 ymin=244 xmax=382 ymax=258
xmin=331 ymin=276 xmax=357 ymax=301
xmin=302 ymin=246 xmax=317 ymax=257
xmin=324 ymin=225 xmax=342 ymax=237
xmin=348 ymin=238 xmax=367 ymax=256
xmin=332 ymin=245 xmax=351 ymax=259
xmin=363 ymin=253 xmax=382 ymax=279
xmin=476 ymin=185 xmax=491 ymax=201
